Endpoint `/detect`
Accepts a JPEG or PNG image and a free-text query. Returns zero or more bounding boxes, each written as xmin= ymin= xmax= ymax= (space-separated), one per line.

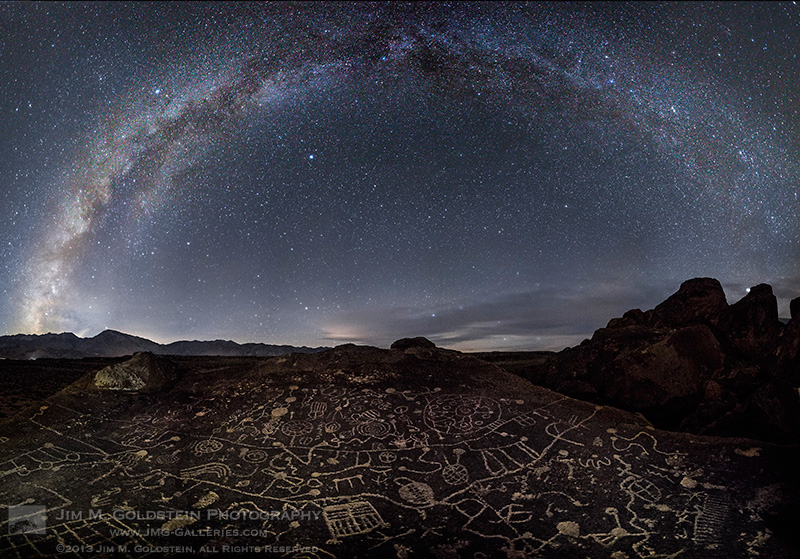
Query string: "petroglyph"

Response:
xmin=323 ymin=501 xmax=387 ymax=543
xmin=694 ymin=493 xmax=730 ymax=547
xmin=0 ymin=348 xmax=794 ymax=557
xmin=423 ymin=395 xmax=501 ymax=435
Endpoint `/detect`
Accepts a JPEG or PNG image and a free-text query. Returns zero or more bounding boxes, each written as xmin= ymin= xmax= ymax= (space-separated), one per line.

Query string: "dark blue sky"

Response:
xmin=2 ymin=2 xmax=799 ymax=350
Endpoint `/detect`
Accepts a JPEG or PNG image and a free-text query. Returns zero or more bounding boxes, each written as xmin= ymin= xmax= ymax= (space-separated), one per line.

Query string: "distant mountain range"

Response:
xmin=0 ymin=330 xmax=329 ymax=359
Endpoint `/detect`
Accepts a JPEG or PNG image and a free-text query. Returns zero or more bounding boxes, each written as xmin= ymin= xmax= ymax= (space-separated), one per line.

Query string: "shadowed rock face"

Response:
xmin=648 ymin=277 xmax=728 ymax=329
xmin=390 ymin=337 xmax=437 ymax=351
xmin=599 ymin=325 xmax=724 ymax=416
xmin=93 ymin=352 xmax=178 ymax=393
xmin=777 ymin=309 xmax=800 ymax=386
xmin=505 ymin=278 xmax=800 ymax=442
xmin=717 ymin=284 xmax=784 ymax=359
xmin=0 ymin=344 xmax=797 ymax=558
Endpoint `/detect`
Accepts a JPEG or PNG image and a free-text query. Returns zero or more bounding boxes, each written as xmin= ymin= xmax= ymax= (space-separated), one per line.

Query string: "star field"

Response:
xmin=2 ymin=2 xmax=800 ymax=350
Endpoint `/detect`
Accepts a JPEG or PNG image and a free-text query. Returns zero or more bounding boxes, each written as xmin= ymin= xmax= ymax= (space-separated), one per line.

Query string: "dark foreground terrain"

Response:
xmin=0 ymin=357 xmax=270 ymax=420
xmin=1 ymin=340 xmax=798 ymax=558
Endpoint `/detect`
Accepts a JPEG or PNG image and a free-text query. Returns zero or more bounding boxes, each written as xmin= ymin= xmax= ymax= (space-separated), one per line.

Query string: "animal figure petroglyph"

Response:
xmin=0 ymin=352 xmax=786 ymax=559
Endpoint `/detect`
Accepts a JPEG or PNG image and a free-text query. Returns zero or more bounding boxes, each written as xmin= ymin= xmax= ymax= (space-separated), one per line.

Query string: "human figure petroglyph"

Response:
xmin=0 ymin=356 xmax=789 ymax=559
xmin=332 ymin=474 xmax=365 ymax=492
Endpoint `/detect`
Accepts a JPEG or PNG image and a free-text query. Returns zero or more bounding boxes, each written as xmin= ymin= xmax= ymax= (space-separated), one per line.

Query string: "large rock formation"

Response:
xmin=390 ymin=336 xmax=438 ymax=351
xmin=0 ymin=342 xmax=797 ymax=558
xmin=599 ymin=325 xmax=725 ymax=424
xmin=487 ymin=278 xmax=800 ymax=442
xmin=777 ymin=298 xmax=800 ymax=385
xmin=716 ymin=284 xmax=784 ymax=359
xmin=648 ymin=277 xmax=728 ymax=329
xmin=93 ymin=352 xmax=177 ymax=393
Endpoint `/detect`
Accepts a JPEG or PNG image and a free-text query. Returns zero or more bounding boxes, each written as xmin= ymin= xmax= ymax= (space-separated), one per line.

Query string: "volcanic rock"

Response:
xmin=490 ymin=278 xmax=799 ymax=442
xmin=748 ymin=382 xmax=800 ymax=440
xmin=600 ymin=325 xmax=724 ymax=425
xmin=717 ymin=284 xmax=783 ymax=359
xmin=0 ymin=343 xmax=797 ymax=558
xmin=543 ymin=324 xmax=662 ymax=400
xmin=93 ymin=352 xmax=177 ymax=393
xmin=791 ymin=296 xmax=800 ymax=320
xmin=777 ymin=316 xmax=800 ymax=385
xmin=390 ymin=336 xmax=437 ymax=350
xmin=648 ymin=277 xmax=728 ymax=329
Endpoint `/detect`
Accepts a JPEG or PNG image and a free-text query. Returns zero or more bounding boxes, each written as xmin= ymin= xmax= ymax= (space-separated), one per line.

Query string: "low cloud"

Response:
xmin=321 ymin=280 xmax=672 ymax=351
xmin=322 ymin=276 xmax=800 ymax=351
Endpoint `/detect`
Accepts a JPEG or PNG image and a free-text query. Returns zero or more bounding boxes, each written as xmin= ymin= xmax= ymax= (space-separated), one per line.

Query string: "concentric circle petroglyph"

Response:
xmin=280 ymin=420 xmax=314 ymax=437
xmin=423 ymin=395 xmax=501 ymax=435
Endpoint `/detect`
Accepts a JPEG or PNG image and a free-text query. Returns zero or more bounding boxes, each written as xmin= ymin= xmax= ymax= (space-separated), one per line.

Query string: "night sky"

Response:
xmin=2 ymin=2 xmax=800 ymax=351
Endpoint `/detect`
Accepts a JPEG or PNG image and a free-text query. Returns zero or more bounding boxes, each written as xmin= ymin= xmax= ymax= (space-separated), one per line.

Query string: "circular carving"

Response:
xmin=620 ymin=476 xmax=662 ymax=503
xmin=243 ymin=449 xmax=269 ymax=463
xmin=398 ymin=481 xmax=435 ymax=505
xmin=324 ymin=422 xmax=340 ymax=433
xmin=379 ymin=451 xmax=397 ymax=464
xmin=195 ymin=439 xmax=223 ymax=454
xmin=280 ymin=420 xmax=314 ymax=437
xmin=423 ymin=395 xmax=501 ymax=435
xmin=261 ymin=423 xmax=278 ymax=436
xmin=442 ymin=463 xmax=469 ymax=485
xmin=356 ymin=421 xmax=391 ymax=438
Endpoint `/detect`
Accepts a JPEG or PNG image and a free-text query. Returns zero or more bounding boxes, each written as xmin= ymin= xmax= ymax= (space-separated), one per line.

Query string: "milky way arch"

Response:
xmin=15 ymin=4 xmax=797 ymax=336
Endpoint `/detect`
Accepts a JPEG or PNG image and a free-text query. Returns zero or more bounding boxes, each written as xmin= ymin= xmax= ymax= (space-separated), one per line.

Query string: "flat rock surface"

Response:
xmin=0 ymin=346 xmax=797 ymax=558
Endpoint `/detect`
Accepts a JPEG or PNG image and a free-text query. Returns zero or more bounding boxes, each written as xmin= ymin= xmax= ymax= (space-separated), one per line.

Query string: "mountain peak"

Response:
xmin=0 ymin=330 xmax=328 ymax=359
xmin=92 ymin=329 xmax=146 ymax=340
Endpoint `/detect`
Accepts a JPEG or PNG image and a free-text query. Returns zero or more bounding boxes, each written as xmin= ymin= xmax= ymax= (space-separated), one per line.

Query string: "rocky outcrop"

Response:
xmin=600 ymin=325 xmax=724 ymax=426
xmin=777 ymin=304 xmax=800 ymax=385
xmin=648 ymin=277 xmax=728 ymax=329
xmin=791 ymin=296 xmax=800 ymax=320
xmin=716 ymin=284 xmax=783 ymax=359
xmin=390 ymin=337 xmax=437 ymax=350
xmin=93 ymin=352 xmax=177 ymax=393
xmin=495 ymin=278 xmax=800 ymax=442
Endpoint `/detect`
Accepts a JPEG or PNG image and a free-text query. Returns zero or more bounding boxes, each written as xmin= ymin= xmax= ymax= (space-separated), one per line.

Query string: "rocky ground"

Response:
xmin=0 ymin=357 xmax=270 ymax=420
xmin=0 ymin=338 xmax=797 ymax=558
xmin=0 ymin=358 xmax=123 ymax=420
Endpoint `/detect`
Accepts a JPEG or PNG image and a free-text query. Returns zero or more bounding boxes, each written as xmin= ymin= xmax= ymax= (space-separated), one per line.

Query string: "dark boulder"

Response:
xmin=717 ymin=284 xmax=783 ymax=359
xmin=390 ymin=337 xmax=437 ymax=351
xmin=544 ymin=324 xmax=663 ymax=397
xmin=777 ymin=315 xmax=800 ymax=386
xmin=746 ymin=381 xmax=800 ymax=442
xmin=599 ymin=325 xmax=724 ymax=425
xmin=93 ymin=352 xmax=177 ymax=393
xmin=791 ymin=296 xmax=800 ymax=320
xmin=648 ymin=277 xmax=728 ymax=329
xmin=496 ymin=278 xmax=799 ymax=443
xmin=542 ymin=322 xmax=724 ymax=414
